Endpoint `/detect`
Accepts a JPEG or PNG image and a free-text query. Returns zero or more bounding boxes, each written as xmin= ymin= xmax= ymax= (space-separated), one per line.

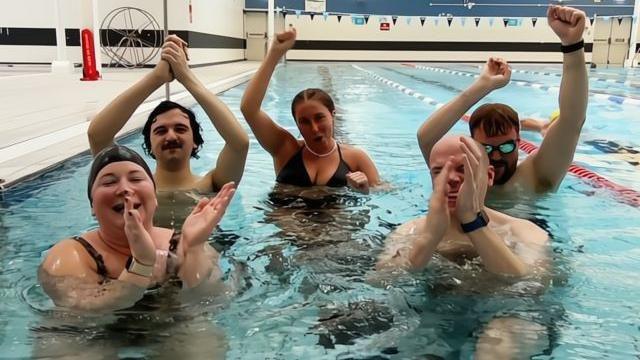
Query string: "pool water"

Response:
xmin=1 ymin=62 xmax=639 ymax=359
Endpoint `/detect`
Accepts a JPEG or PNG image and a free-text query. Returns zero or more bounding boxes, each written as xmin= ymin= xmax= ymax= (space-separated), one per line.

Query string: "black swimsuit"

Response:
xmin=72 ymin=233 xmax=180 ymax=284
xmin=276 ymin=144 xmax=352 ymax=187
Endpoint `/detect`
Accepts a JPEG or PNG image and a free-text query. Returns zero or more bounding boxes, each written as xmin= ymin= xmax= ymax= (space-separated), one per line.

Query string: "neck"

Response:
xmin=97 ymin=228 xmax=132 ymax=257
xmin=154 ymin=162 xmax=196 ymax=190
xmin=304 ymin=139 xmax=337 ymax=158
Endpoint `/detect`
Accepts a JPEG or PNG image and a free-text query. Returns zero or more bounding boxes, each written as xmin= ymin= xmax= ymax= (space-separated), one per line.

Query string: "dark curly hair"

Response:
xmin=142 ymin=100 xmax=204 ymax=159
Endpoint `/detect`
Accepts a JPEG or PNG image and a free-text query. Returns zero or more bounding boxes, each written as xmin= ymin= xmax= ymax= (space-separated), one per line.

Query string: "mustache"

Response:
xmin=161 ymin=140 xmax=182 ymax=150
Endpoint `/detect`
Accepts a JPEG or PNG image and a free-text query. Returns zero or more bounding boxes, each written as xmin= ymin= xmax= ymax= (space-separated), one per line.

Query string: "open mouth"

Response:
xmin=112 ymin=203 xmax=141 ymax=214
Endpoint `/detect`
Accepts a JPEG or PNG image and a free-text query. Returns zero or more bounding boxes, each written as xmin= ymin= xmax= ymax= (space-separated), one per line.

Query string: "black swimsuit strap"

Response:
xmin=169 ymin=230 xmax=180 ymax=253
xmin=72 ymin=236 xmax=108 ymax=280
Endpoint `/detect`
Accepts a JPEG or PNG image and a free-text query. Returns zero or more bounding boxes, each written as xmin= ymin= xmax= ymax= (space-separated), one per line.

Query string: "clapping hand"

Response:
xmin=181 ymin=182 xmax=236 ymax=251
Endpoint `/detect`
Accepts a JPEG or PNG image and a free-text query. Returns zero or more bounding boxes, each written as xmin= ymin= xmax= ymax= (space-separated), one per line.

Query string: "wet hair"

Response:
xmin=142 ymin=100 xmax=204 ymax=159
xmin=87 ymin=145 xmax=155 ymax=205
xmin=469 ymin=103 xmax=520 ymax=137
xmin=290 ymin=88 xmax=335 ymax=121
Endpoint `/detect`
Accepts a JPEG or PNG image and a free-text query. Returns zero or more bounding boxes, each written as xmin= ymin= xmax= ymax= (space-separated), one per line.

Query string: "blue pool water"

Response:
xmin=1 ymin=62 xmax=640 ymax=359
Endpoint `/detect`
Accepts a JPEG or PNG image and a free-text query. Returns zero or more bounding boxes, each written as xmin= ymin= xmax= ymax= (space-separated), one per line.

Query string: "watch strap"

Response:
xmin=560 ymin=40 xmax=584 ymax=53
xmin=126 ymin=256 xmax=154 ymax=278
xmin=460 ymin=211 xmax=489 ymax=233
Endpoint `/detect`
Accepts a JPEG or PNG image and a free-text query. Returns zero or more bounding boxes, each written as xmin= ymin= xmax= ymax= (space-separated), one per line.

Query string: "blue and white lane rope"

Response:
xmin=352 ymin=65 xmax=445 ymax=108
xmin=512 ymin=67 xmax=640 ymax=88
xmin=352 ymin=64 xmax=640 ymax=207
xmin=404 ymin=63 xmax=640 ymax=107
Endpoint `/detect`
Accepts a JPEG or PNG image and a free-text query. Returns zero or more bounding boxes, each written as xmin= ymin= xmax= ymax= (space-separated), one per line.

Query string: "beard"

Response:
xmin=490 ymin=159 xmax=517 ymax=185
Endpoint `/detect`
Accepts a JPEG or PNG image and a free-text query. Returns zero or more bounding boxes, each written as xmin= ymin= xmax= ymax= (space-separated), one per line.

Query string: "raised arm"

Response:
xmin=531 ymin=6 xmax=588 ymax=190
xmin=240 ymin=28 xmax=299 ymax=159
xmin=417 ymin=58 xmax=511 ymax=166
xmin=39 ymin=240 xmax=150 ymax=312
xmin=162 ymin=36 xmax=249 ymax=189
xmin=87 ymin=59 xmax=173 ymax=156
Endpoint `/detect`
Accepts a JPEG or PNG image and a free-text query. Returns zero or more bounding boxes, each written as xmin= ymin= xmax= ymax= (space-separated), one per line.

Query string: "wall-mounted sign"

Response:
xmin=380 ymin=22 xmax=390 ymax=31
xmin=352 ymin=16 xmax=365 ymax=26
xmin=503 ymin=18 xmax=522 ymax=27
xmin=305 ymin=0 xmax=325 ymax=13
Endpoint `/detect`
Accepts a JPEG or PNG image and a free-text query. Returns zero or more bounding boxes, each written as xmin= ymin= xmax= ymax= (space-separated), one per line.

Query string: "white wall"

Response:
xmin=0 ymin=0 xmax=245 ymax=65
xmin=286 ymin=15 xmax=594 ymax=62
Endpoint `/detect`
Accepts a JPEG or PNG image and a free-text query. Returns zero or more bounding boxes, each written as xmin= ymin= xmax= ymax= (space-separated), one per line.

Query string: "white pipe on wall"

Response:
xmin=51 ymin=0 xmax=73 ymax=73
xmin=267 ymin=0 xmax=275 ymax=50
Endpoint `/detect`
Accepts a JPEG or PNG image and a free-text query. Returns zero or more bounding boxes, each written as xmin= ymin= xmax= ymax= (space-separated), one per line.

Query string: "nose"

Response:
xmin=165 ymin=128 xmax=178 ymax=141
xmin=310 ymin=121 xmax=320 ymax=133
xmin=448 ymin=171 xmax=462 ymax=188
xmin=115 ymin=179 xmax=134 ymax=196
xmin=489 ymin=150 xmax=502 ymax=161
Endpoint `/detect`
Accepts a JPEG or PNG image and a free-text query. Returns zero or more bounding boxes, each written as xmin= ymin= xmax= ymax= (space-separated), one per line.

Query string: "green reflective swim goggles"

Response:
xmin=483 ymin=140 xmax=517 ymax=155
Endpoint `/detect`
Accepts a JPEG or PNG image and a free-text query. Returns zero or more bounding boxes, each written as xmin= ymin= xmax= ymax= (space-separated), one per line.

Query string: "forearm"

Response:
xmin=559 ymin=49 xmax=588 ymax=130
xmin=182 ymin=75 xmax=249 ymax=151
xmin=177 ymin=244 xmax=220 ymax=289
xmin=240 ymin=49 xmax=282 ymax=117
xmin=418 ymin=80 xmax=492 ymax=163
xmin=39 ymin=267 xmax=148 ymax=312
xmin=468 ymin=227 xmax=528 ymax=276
xmin=88 ymin=72 xmax=165 ymax=155
xmin=407 ymin=232 xmax=441 ymax=271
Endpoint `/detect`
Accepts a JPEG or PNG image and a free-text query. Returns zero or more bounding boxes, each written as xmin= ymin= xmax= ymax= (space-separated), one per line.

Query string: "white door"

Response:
xmin=245 ymin=12 xmax=267 ymax=61
xmin=592 ymin=17 xmax=611 ymax=66
xmin=608 ymin=17 xmax=632 ymax=66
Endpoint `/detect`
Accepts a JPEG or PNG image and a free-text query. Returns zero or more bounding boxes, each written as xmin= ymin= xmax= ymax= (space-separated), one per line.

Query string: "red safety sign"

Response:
xmin=380 ymin=22 xmax=390 ymax=31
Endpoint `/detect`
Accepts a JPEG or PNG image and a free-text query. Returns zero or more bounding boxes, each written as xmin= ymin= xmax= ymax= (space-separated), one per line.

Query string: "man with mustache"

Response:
xmin=418 ymin=5 xmax=587 ymax=195
xmin=88 ymin=35 xmax=249 ymax=193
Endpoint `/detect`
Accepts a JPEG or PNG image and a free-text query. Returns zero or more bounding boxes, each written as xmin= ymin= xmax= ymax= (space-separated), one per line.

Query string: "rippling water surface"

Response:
xmin=1 ymin=63 xmax=639 ymax=359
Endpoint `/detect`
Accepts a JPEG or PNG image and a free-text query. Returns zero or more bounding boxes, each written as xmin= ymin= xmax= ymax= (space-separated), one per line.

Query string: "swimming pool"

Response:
xmin=1 ymin=62 xmax=639 ymax=358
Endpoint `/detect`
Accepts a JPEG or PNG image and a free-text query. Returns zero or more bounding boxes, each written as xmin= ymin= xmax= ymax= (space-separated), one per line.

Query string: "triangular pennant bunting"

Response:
xmin=295 ymin=10 xmax=301 ymax=19
xmin=434 ymin=18 xmax=439 ymax=27
xmin=310 ymin=13 xmax=315 ymax=20
xmin=474 ymin=17 xmax=480 ymax=27
xmin=364 ymin=15 xmax=370 ymax=24
xmin=323 ymin=12 xmax=328 ymax=21
xmin=392 ymin=16 xmax=398 ymax=25
xmin=503 ymin=18 xmax=509 ymax=27
xmin=489 ymin=18 xmax=495 ymax=27
xmin=420 ymin=16 xmax=426 ymax=26
xmin=618 ymin=17 xmax=623 ymax=25
xmin=337 ymin=15 xmax=342 ymax=23
xmin=589 ymin=17 xmax=594 ymax=25
xmin=460 ymin=17 xmax=466 ymax=27
xmin=531 ymin=17 xmax=537 ymax=27
xmin=406 ymin=17 xmax=412 ymax=25
xmin=447 ymin=17 xmax=453 ymax=27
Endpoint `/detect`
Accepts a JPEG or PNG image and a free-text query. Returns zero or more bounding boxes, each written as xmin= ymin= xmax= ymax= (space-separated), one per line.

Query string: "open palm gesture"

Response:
xmin=181 ymin=182 xmax=236 ymax=250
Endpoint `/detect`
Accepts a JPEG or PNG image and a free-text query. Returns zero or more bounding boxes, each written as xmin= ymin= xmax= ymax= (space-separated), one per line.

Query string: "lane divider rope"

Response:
xmin=402 ymin=63 xmax=640 ymax=107
xmin=353 ymin=64 xmax=640 ymax=208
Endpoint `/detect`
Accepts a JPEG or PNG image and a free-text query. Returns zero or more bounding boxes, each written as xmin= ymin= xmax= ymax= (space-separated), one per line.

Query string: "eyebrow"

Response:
xmin=99 ymin=170 xmax=145 ymax=179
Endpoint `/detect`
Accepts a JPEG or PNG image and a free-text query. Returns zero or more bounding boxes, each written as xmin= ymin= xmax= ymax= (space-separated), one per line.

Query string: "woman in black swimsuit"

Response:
xmin=241 ymin=27 xmax=380 ymax=193
xmin=38 ymin=145 xmax=236 ymax=312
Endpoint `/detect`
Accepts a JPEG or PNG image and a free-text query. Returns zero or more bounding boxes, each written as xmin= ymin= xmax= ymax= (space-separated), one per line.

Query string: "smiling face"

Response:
xmin=90 ymin=161 xmax=157 ymax=230
xmin=293 ymin=99 xmax=335 ymax=151
xmin=149 ymin=108 xmax=196 ymax=165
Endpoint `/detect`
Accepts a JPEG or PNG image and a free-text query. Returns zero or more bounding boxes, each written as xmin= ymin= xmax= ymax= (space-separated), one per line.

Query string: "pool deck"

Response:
xmin=0 ymin=61 xmax=260 ymax=189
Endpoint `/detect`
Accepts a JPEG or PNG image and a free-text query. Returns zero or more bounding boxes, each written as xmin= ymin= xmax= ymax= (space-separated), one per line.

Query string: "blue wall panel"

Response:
xmin=245 ymin=0 xmax=634 ymax=17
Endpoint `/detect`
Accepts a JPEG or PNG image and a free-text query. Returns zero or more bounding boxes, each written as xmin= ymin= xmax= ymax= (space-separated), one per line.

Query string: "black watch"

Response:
xmin=460 ymin=210 xmax=489 ymax=233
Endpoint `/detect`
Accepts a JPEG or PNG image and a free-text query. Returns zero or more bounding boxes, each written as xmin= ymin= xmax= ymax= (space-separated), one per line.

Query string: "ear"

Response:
xmin=487 ymin=165 xmax=495 ymax=186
